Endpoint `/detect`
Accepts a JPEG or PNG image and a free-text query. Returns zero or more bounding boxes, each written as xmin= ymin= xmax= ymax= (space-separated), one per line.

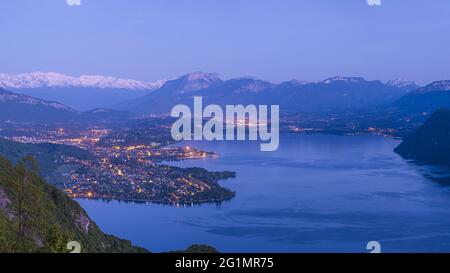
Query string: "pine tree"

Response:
xmin=14 ymin=156 xmax=50 ymax=249
xmin=42 ymin=225 xmax=73 ymax=253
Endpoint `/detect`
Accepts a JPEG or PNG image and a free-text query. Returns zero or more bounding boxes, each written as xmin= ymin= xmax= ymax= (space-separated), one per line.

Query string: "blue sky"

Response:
xmin=1 ymin=0 xmax=449 ymax=84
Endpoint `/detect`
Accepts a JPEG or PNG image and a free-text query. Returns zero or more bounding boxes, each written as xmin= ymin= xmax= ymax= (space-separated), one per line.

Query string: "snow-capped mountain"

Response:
xmin=286 ymin=79 xmax=309 ymax=86
xmin=159 ymin=71 xmax=223 ymax=94
xmin=322 ymin=76 xmax=366 ymax=84
xmin=211 ymin=77 xmax=276 ymax=94
xmin=418 ymin=80 xmax=450 ymax=92
xmin=0 ymin=72 xmax=166 ymax=90
xmin=392 ymin=80 xmax=450 ymax=113
xmin=118 ymin=73 xmax=410 ymax=115
xmin=386 ymin=79 xmax=420 ymax=92
xmin=0 ymin=72 xmax=167 ymax=110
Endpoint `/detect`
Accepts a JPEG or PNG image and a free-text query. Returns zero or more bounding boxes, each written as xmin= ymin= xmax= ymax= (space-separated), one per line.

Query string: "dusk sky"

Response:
xmin=1 ymin=0 xmax=449 ymax=84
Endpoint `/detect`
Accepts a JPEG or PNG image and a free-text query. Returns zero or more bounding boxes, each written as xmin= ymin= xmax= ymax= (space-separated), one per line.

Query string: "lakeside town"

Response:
xmin=0 ymin=122 xmax=236 ymax=205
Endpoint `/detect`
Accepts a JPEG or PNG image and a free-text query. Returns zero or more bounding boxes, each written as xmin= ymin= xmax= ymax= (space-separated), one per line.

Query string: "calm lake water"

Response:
xmin=78 ymin=134 xmax=450 ymax=252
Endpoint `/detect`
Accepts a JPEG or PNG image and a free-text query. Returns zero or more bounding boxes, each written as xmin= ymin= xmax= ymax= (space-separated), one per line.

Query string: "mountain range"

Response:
xmin=6 ymin=71 xmax=450 ymax=123
xmin=392 ymin=80 xmax=450 ymax=114
xmin=2 ymin=71 xmax=424 ymax=114
xmin=0 ymin=88 xmax=78 ymax=123
xmin=0 ymin=72 xmax=166 ymax=110
xmin=0 ymin=88 xmax=129 ymax=123
xmin=0 ymin=72 xmax=165 ymax=90
xmin=116 ymin=72 xmax=420 ymax=115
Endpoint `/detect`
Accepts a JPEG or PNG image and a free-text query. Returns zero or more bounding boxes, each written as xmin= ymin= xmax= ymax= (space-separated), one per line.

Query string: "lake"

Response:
xmin=78 ymin=134 xmax=450 ymax=252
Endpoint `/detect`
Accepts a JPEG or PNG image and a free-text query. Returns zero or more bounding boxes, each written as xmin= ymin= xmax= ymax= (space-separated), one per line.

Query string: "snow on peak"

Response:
xmin=0 ymin=72 xmax=166 ymax=90
xmin=227 ymin=77 xmax=276 ymax=93
xmin=419 ymin=80 xmax=450 ymax=92
xmin=181 ymin=72 xmax=223 ymax=87
xmin=287 ymin=79 xmax=308 ymax=86
xmin=322 ymin=76 xmax=366 ymax=84
xmin=163 ymin=72 xmax=223 ymax=93
xmin=0 ymin=72 xmax=73 ymax=89
xmin=69 ymin=74 xmax=164 ymax=90
xmin=386 ymin=79 xmax=419 ymax=89
xmin=185 ymin=71 xmax=220 ymax=82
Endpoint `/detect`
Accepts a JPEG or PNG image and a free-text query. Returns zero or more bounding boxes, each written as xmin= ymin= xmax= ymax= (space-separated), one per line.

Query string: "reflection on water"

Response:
xmin=78 ymin=134 xmax=450 ymax=252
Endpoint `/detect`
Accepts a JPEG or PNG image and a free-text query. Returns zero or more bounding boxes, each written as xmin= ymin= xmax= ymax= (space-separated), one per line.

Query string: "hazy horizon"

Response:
xmin=0 ymin=70 xmax=440 ymax=86
xmin=2 ymin=0 xmax=450 ymax=85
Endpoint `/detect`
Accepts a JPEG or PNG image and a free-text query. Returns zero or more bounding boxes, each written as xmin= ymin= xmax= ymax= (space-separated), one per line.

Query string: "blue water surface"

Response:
xmin=78 ymin=134 xmax=450 ymax=252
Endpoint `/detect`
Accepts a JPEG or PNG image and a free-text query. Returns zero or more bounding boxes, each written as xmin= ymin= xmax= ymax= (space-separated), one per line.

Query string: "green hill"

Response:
xmin=0 ymin=155 xmax=147 ymax=253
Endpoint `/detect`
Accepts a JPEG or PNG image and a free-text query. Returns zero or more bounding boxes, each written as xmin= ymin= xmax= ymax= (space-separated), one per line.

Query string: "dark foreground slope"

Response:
xmin=0 ymin=156 xmax=147 ymax=253
xmin=394 ymin=109 xmax=450 ymax=166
